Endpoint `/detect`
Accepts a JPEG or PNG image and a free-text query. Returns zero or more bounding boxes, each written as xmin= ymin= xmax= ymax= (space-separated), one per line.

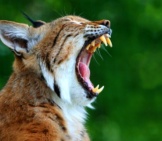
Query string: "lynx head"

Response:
xmin=0 ymin=15 xmax=112 ymax=106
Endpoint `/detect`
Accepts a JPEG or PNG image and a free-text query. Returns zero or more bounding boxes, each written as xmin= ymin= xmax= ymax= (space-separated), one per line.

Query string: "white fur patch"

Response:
xmin=52 ymin=93 xmax=87 ymax=140
xmin=55 ymin=67 xmax=72 ymax=103
xmin=40 ymin=62 xmax=54 ymax=91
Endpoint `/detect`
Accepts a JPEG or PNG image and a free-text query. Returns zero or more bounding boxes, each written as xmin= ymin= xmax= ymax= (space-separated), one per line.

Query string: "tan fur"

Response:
xmin=0 ymin=15 xmax=111 ymax=141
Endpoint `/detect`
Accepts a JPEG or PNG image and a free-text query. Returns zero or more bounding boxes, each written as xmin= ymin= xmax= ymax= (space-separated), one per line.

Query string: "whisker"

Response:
xmin=73 ymin=11 xmax=76 ymax=16
xmin=77 ymin=12 xmax=84 ymax=17
xmin=92 ymin=53 xmax=100 ymax=65
xmin=96 ymin=48 xmax=104 ymax=60
xmin=101 ymin=45 xmax=112 ymax=57
xmin=52 ymin=9 xmax=64 ymax=17
xmin=63 ymin=8 xmax=68 ymax=16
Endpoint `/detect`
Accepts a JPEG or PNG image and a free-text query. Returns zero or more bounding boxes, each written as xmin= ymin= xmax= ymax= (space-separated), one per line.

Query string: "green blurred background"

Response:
xmin=0 ymin=0 xmax=162 ymax=140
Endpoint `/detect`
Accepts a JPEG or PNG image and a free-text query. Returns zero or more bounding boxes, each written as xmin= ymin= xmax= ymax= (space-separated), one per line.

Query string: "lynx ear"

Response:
xmin=0 ymin=20 xmax=41 ymax=56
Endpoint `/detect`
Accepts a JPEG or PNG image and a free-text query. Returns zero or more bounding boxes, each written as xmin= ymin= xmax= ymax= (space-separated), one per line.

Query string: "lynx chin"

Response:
xmin=0 ymin=15 xmax=112 ymax=141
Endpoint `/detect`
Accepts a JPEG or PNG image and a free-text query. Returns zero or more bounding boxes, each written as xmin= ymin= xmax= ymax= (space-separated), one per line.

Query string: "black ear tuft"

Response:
xmin=22 ymin=12 xmax=45 ymax=28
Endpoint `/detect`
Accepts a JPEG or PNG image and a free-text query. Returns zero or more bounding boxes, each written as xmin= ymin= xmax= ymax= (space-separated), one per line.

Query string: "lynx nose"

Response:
xmin=102 ymin=20 xmax=111 ymax=28
xmin=94 ymin=20 xmax=111 ymax=28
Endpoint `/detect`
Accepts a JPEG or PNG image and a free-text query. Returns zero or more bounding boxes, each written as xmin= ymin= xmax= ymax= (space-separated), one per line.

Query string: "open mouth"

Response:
xmin=76 ymin=33 xmax=112 ymax=98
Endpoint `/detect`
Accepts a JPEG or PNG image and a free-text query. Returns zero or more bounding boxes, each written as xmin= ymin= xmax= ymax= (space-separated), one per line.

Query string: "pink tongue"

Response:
xmin=79 ymin=62 xmax=90 ymax=78
xmin=79 ymin=62 xmax=93 ymax=88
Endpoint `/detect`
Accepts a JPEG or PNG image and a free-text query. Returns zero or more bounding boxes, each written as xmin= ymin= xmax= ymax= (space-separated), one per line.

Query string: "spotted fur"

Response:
xmin=0 ymin=15 xmax=111 ymax=141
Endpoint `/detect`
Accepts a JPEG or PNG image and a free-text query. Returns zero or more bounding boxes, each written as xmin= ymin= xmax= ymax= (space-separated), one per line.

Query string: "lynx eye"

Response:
xmin=71 ymin=21 xmax=82 ymax=25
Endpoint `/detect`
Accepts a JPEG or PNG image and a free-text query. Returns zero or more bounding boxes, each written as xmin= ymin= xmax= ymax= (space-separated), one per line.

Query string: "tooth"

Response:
xmin=92 ymin=47 xmax=97 ymax=53
xmin=91 ymin=41 xmax=95 ymax=46
xmin=96 ymin=86 xmax=104 ymax=93
xmin=88 ymin=46 xmax=94 ymax=53
xmin=106 ymin=34 xmax=110 ymax=38
xmin=95 ymin=85 xmax=99 ymax=90
xmin=92 ymin=85 xmax=99 ymax=93
xmin=92 ymin=45 xmax=99 ymax=53
xmin=106 ymin=37 xmax=112 ymax=47
xmin=86 ymin=44 xmax=90 ymax=50
xmin=96 ymin=43 xmax=101 ymax=48
xmin=100 ymin=35 xmax=107 ymax=46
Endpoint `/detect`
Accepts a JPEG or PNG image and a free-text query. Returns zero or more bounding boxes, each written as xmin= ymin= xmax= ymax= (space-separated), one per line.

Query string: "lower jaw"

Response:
xmin=75 ymin=71 xmax=98 ymax=99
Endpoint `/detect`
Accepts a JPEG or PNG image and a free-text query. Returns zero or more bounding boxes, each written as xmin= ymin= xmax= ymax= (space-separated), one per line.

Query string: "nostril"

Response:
xmin=103 ymin=20 xmax=110 ymax=27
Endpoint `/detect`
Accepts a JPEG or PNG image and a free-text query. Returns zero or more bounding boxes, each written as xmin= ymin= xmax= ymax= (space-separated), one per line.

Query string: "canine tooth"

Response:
xmin=95 ymin=85 xmax=99 ymax=90
xmin=106 ymin=34 xmax=110 ymax=38
xmin=106 ymin=37 xmax=112 ymax=47
xmin=100 ymin=35 xmax=107 ymax=46
xmin=91 ymin=41 xmax=95 ymax=46
xmin=96 ymin=86 xmax=104 ymax=93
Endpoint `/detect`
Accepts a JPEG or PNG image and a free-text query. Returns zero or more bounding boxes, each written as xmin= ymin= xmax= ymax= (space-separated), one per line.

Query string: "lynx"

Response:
xmin=0 ymin=15 xmax=112 ymax=141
